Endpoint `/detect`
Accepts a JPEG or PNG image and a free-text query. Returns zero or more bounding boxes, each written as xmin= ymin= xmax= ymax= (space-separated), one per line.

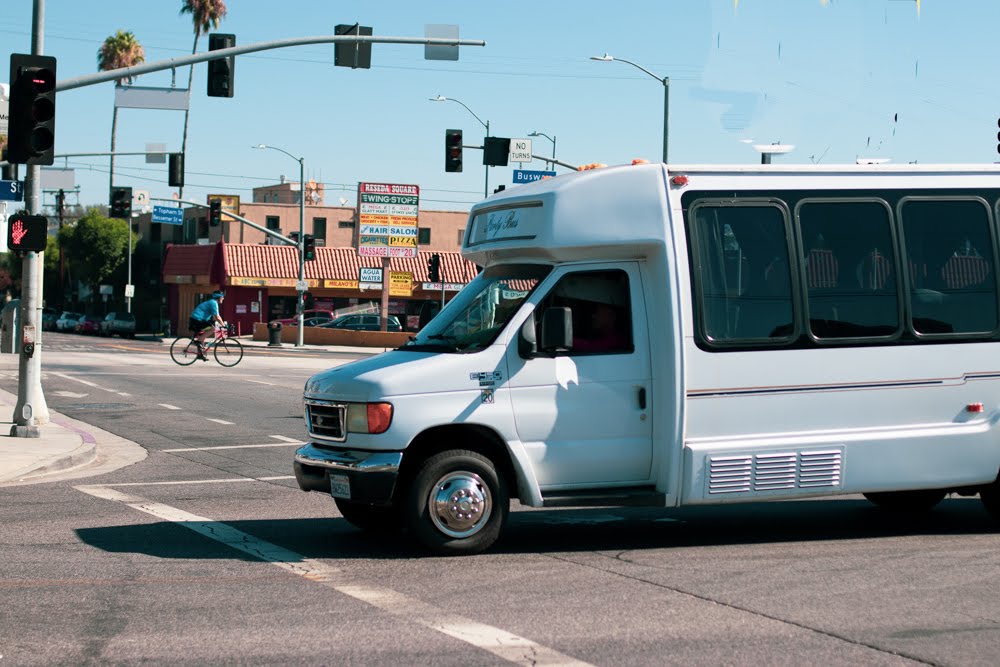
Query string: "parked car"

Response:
xmin=273 ymin=309 xmax=335 ymax=326
xmin=100 ymin=312 xmax=136 ymax=338
xmin=56 ymin=311 xmax=83 ymax=332
xmin=74 ymin=315 xmax=101 ymax=335
xmin=319 ymin=314 xmax=403 ymax=332
xmin=41 ymin=307 xmax=59 ymax=331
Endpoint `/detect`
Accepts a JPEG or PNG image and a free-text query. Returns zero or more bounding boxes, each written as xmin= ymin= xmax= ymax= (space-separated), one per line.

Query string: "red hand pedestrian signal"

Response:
xmin=6 ymin=213 xmax=48 ymax=252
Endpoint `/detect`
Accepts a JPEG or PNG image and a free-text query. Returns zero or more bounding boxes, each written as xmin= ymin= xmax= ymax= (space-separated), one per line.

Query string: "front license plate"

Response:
xmin=329 ymin=474 xmax=351 ymax=499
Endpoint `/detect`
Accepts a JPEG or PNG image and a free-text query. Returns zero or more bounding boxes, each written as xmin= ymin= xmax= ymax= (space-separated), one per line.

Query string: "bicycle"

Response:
xmin=170 ymin=323 xmax=244 ymax=367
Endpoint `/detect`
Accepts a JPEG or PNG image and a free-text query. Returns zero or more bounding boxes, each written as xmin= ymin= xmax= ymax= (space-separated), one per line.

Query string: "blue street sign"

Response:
xmin=0 ymin=180 xmax=25 ymax=202
xmin=152 ymin=205 xmax=184 ymax=225
xmin=512 ymin=169 xmax=557 ymax=184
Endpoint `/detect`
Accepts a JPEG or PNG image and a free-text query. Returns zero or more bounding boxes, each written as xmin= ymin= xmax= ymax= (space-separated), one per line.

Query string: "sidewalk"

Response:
xmin=150 ymin=334 xmax=394 ymax=356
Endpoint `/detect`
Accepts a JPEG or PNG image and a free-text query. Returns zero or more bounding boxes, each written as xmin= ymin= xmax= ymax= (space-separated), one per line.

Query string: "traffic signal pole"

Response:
xmin=13 ymin=0 xmax=50 ymax=435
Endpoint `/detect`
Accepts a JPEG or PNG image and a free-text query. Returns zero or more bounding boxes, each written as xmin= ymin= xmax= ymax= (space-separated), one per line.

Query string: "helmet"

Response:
xmin=212 ymin=290 xmax=225 ymax=299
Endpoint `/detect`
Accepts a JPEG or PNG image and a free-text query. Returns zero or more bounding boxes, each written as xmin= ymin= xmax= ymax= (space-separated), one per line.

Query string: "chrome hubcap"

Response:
xmin=428 ymin=471 xmax=492 ymax=538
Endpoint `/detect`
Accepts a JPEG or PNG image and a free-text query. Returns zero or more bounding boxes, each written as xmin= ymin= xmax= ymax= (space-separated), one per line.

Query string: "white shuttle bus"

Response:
xmin=295 ymin=163 xmax=1000 ymax=555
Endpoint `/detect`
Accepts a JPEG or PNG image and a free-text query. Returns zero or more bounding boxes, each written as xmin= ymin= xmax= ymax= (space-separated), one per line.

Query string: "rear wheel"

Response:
xmin=214 ymin=338 xmax=244 ymax=367
xmin=403 ymin=449 xmax=509 ymax=556
xmin=334 ymin=498 xmax=400 ymax=533
xmin=980 ymin=475 xmax=1000 ymax=519
xmin=864 ymin=489 xmax=947 ymax=512
xmin=169 ymin=336 xmax=198 ymax=366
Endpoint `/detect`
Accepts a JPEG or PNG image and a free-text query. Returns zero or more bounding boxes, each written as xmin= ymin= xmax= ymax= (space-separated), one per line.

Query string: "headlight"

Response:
xmin=346 ymin=402 xmax=393 ymax=434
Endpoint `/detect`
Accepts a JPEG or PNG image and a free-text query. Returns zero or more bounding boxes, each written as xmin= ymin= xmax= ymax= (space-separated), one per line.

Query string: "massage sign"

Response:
xmin=357 ymin=182 xmax=419 ymax=258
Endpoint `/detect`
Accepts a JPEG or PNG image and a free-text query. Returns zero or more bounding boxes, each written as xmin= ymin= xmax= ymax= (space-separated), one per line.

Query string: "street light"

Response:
xmin=590 ymin=53 xmax=669 ymax=163
xmin=430 ymin=95 xmax=491 ymax=197
xmin=254 ymin=143 xmax=306 ymax=347
xmin=528 ymin=131 xmax=556 ymax=170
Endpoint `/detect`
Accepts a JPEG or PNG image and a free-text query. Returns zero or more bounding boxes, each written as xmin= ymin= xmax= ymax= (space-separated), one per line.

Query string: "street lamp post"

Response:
xmin=254 ymin=143 xmax=306 ymax=347
xmin=590 ymin=53 xmax=669 ymax=163
xmin=430 ymin=95 xmax=490 ymax=198
xmin=528 ymin=131 xmax=556 ymax=170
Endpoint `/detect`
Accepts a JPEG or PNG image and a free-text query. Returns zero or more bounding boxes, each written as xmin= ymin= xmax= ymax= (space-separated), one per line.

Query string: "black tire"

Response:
xmin=403 ymin=449 xmax=509 ymax=556
xmin=980 ymin=476 xmax=1000 ymax=519
xmin=213 ymin=338 xmax=244 ymax=367
xmin=334 ymin=498 xmax=400 ymax=533
xmin=169 ymin=336 xmax=199 ymax=366
xmin=864 ymin=489 xmax=947 ymax=513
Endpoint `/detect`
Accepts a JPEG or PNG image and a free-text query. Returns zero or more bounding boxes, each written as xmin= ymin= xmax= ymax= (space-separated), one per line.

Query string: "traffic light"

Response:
xmin=335 ymin=24 xmax=373 ymax=69
xmin=109 ymin=187 xmax=133 ymax=219
xmin=427 ymin=253 xmax=441 ymax=283
xmin=207 ymin=33 xmax=235 ymax=98
xmin=7 ymin=54 xmax=57 ymax=165
xmin=209 ymin=199 xmax=222 ymax=226
xmin=483 ymin=137 xmax=511 ymax=167
xmin=996 ymin=118 xmax=1000 ymax=155
xmin=303 ymin=234 xmax=316 ymax=261
xmin=168 ymin=153 xmax=184 ymax=187
xmin=445 ymin=129 xmax=463 ymax=173
xmin=6 ymin=212 xmax=48 ymax=252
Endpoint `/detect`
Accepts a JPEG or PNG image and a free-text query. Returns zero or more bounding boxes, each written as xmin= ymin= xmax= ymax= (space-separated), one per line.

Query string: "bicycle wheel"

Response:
xmin=170 ymin=336 xmax=199 ymax=366
xmin=214 ymin=338 xmax=244 ymax=367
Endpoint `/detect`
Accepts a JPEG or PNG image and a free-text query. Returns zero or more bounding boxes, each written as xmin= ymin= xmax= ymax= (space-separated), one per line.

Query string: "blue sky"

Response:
xmin=2 ymin=0 xmax=990 ymax=213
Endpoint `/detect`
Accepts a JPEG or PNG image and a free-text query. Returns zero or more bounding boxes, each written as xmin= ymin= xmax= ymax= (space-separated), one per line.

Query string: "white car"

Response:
xmin=55 ymin=311 xmax=83 ymax=332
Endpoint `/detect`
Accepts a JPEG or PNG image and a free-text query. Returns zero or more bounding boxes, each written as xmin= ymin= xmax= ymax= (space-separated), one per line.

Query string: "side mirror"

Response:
xmin=540 ymin=307 xmax=573 ymax=354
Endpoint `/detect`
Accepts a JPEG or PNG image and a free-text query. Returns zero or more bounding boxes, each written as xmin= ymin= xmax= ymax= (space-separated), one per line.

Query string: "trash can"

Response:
xmin=267 ymin=320 xmax=283 ymax=347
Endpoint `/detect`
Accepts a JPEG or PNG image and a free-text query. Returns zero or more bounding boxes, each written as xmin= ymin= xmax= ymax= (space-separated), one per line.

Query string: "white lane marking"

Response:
xmin=51 ymin=372 xmax=130 ymax=395
xmin=53 ymin=390 xmax=89 ymax=398
xmin=159 ymin=404 xmax=182 ymax=410
xmin=163 ymin=442 xmax=302 ymax=452
xmin=269 ymin=435 xmax=301 ymax=443
xmin=93 ymin=476 xmax=295 ymax=487
xmin=247 ymin=379 xmax=275 ymax=386
xmin=75 ymin=485 xmax=593 ymax=667
xmin=206 ymin=418 xmax=234 ymax=425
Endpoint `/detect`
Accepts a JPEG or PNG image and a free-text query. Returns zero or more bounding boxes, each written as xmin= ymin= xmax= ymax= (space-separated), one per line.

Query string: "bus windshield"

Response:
xmin=400 ymin=263 xmax=550 ymax=353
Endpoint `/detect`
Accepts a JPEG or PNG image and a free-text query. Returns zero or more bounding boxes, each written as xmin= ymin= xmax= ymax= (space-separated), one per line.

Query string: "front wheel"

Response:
xmin=169 ymin=337 xmax=198 ymax=366
xmin=214 ymin=338 xmax=244 ymax=367
xmin=864 ymin=489 xmax=947 ymax=513
xmin=403 ymin=449 xmax=509 ymax=556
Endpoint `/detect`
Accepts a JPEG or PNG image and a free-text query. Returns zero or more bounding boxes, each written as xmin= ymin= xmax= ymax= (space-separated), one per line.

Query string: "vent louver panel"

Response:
xmin=706 ymin=448 xmax=843 ymax=497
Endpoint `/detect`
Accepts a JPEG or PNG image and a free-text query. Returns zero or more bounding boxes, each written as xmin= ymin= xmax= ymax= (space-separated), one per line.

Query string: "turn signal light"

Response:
xmin=346 ymin=402 xmax=394 ymax=434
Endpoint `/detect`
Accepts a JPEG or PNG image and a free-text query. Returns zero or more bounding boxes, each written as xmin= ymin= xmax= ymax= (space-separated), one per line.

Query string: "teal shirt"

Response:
xmin=191 ymin=299 xmax=219 ymax=321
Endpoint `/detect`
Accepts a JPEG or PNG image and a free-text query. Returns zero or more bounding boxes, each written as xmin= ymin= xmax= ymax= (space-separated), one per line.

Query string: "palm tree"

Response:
xmin=97 ymin=30 xmax=145 ymax=197
xmin=178 ymin=0 xmax=228 ymax=199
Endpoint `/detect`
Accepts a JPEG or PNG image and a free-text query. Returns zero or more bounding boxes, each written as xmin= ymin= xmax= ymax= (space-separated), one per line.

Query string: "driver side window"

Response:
xmin=537 ymin=269 xmax=633 ymax=355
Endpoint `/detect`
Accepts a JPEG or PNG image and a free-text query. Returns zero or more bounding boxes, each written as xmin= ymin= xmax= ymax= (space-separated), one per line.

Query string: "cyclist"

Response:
xmin=189 ymin=290 xmax=226 ymax=360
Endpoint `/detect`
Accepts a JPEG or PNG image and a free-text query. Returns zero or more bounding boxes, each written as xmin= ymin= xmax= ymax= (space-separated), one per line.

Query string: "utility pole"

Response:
xmin=57 ymin=188 xmax=65 ymax=293
xmin=13 ymin=0 xmax=50 ymax=436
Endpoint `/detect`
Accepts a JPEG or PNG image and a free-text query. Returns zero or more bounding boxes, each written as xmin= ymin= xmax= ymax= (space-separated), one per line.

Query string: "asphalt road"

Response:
xmin=1 ymin=332 xmax=999 ymax=666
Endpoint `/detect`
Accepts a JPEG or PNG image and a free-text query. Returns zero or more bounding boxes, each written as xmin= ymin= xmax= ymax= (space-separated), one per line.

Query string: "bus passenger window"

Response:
xmin=901 ymin=199 xmax=998 ymax=335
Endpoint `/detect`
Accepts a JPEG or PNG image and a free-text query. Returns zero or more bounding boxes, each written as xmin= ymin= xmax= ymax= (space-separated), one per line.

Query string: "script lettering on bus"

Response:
xmin=486 ymin=210 xmax=521 ymax=238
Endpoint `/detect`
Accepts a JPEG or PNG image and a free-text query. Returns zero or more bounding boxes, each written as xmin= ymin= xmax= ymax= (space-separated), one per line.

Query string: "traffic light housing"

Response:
xmin=445 ymin=129 xmax=463 ymax=173
xmin=427 ymin=253 xmax=441 ymax=283
xmin=335 ymin=24 xmax=373 ymax=69
xmin=7 ymin=53 xmax=57 ymax=165
xmin=168 ymin=152 xmax=184 ymax=187
xmin=6 ymin=212 xmax=48 ymax=252
xmin=209 ymin=199 xmax=222 ymax=226
xmin=303 ymin=234 xmax=316 ymax=261
xmin=484 ymin=137 xmax=511 ymax=167
xmin=207 ymin=33 xmax=235 ymax=98
xmin=109 ymin=187 xmax=133 ymax=219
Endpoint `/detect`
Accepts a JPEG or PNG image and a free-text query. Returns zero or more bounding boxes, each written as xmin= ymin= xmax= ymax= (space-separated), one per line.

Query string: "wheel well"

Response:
xmin=397 ymin=424 xmax=519 ymax=501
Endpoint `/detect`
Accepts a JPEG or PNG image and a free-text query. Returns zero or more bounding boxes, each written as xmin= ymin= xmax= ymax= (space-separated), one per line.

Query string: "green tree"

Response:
xmin=97 ymin=30 xmax=146 ymax=197
xmin=178 ymin=0 xmax=228 ymax=199
xmin=61 ymin=209 xmax=139 ymax=300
